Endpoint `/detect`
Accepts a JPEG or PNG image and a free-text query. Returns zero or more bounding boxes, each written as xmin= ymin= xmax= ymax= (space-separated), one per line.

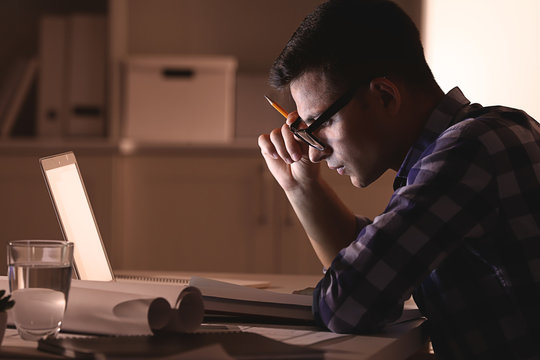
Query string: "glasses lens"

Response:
xmin=293 ymin=131 xmax=325 ymax=151
xmin=290 ymin=115 xmax=326 ymax=150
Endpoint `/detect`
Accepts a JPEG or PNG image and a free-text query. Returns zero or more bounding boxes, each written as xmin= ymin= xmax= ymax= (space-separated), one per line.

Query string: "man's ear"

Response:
xmin=369 ymin=77 xmax=401 ymax=115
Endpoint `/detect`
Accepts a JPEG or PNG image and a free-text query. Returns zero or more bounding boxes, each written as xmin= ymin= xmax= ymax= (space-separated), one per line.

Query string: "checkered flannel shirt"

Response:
xmin=313 ymin=87 xmax=540 ymax=359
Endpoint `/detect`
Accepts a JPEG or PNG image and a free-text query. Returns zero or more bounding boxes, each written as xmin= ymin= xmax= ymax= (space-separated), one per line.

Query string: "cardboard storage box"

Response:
xmin=123 ymin=56 xmax=237 ymax=143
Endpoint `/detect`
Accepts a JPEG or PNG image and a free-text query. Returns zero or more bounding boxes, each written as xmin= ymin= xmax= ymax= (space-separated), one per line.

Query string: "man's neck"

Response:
xmin=390 ymin=83 xmax=445 ymax=171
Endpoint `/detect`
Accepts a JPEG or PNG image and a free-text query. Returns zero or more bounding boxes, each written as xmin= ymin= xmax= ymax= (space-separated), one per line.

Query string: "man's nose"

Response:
xmin=309 ymin=145 xmax=331 ymax=163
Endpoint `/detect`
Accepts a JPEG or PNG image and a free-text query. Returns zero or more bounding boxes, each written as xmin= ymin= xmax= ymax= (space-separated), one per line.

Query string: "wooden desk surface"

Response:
xmin=0 ymin=272 xmax=427 ymax=360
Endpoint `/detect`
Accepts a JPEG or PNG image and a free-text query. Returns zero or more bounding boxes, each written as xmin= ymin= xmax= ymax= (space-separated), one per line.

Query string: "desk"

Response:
xmin=0 ymin=272 xmax=427 ymax=359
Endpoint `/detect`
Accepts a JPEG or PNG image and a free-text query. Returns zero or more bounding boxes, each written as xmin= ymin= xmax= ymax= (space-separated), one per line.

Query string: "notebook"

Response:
xmin=39 ymin=151 xmax=268 ymax=288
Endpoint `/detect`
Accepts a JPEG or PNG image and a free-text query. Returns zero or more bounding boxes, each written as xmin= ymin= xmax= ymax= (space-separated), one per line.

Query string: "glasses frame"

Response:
xmin=290 ymin=86 xmax=358 ymax=151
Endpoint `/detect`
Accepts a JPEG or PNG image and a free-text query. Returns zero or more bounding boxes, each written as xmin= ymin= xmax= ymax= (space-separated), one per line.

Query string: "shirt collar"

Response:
xmin=393 ymin=87 xmax=471 ymax=190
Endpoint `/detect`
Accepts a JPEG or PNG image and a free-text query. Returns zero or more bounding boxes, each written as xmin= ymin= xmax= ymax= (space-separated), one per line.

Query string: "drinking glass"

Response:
xmin=7 ymin=240 xmax=74 ymax=340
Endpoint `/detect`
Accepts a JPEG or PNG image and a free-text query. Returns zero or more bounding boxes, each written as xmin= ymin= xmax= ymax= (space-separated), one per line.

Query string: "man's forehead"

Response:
xmin=290 ymin=72 xmax=333 ymax=121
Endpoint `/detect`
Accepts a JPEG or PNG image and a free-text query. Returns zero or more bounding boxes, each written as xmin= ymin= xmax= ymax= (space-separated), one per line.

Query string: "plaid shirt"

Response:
xmin=313 ymin=87 xmax=540 ymax=359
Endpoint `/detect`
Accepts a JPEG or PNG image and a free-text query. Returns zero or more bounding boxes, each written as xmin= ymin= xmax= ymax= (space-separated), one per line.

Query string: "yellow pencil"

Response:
xmin=264 ymin=95 xmax=289 ymax=119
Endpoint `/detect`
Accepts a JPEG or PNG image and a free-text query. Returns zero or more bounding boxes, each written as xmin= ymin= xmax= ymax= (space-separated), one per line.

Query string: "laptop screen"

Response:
xmin=40 ymin=152 xmax=113 ymax=281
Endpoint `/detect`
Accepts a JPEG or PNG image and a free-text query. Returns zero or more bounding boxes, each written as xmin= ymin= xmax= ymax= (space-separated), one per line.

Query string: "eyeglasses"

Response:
xmin=290 ymin=86 xmax=358 ymax=151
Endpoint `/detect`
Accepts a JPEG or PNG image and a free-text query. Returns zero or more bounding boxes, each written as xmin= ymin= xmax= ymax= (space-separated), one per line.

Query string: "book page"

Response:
xmin=190 ymin=276 xmax=312 ymax=306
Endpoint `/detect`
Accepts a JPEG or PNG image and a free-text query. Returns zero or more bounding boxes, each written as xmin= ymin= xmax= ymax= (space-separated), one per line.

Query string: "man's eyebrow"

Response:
xmin=303 ymin=112 xmax=321 ymax=125
xmin=303 ymin=116 xmax=316 ymax=125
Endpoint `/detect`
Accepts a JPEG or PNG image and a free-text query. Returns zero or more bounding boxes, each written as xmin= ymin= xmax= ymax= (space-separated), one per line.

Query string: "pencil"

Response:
xmin=264 ymin=96 xmax=289 ymax=119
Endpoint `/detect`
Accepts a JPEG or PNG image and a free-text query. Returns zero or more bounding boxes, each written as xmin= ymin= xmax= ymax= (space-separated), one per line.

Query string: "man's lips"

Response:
xmin=329 ymin=165 xmax=346 ymax=175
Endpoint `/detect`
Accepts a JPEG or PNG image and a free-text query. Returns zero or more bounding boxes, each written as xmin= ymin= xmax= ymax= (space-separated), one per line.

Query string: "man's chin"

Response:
xmin=350 ymin=176 xmax=367 ymax=188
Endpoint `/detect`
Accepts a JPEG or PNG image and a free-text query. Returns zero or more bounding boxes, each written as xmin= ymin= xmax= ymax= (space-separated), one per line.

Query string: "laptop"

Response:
xmin=39 ymin=151 xmax=268 ymax=287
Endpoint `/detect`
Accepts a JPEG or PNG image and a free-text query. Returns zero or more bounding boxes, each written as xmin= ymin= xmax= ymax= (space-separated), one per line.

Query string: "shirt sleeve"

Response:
xmin=313 ymin=124 xmax=497 ymax=333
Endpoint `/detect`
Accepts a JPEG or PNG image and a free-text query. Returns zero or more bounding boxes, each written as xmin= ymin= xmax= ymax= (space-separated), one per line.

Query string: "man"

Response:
xmin=257 ymin=0 xmax=540 ymax=359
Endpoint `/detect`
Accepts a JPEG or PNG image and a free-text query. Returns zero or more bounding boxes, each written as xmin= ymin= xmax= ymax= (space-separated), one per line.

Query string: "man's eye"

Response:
xmin=320 ymin=119 xmax=333 ymax=128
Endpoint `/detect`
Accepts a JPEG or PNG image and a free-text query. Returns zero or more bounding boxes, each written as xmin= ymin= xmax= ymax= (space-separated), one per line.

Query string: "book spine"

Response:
xmin=65 ymin=14 xmax=107 ymax=137
xmin=37 ymin=16 xmax=68 ymax=138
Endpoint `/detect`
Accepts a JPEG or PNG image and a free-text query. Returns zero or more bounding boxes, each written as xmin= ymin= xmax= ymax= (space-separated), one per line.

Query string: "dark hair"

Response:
xmin=269 ymin=0 xmax=435 ymax=92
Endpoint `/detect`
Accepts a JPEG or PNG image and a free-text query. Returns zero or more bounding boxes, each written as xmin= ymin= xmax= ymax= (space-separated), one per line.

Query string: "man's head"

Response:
xmin=269 ymin=0 xmax=442 ymax=187
xmin=270 ymin=0 xmax=434 ymax=94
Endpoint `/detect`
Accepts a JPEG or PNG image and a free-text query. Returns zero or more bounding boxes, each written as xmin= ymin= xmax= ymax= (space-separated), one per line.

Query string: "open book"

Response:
xmin=41 ymin=279 xmax=201 ymax=336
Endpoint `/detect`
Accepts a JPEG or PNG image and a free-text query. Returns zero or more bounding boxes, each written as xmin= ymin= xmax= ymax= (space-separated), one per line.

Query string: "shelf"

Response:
xmin=0 ymin=137 xmax=261 ymax=157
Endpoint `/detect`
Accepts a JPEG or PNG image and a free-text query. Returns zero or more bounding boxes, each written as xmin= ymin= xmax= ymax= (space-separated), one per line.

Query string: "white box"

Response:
xmin=123 ymin=55 xmax=237 ymax=143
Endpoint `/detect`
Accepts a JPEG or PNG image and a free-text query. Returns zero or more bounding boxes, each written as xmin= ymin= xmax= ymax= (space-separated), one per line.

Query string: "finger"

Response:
xmin=257 ymin=134 xmax=279 ymax=160
xmin=285 ymin=110 xmax=299 ymax=126
xmin=281 ymin=123 xmax=303 ymax=162
xmin=269 ymin=127 xmax=294 ymax=164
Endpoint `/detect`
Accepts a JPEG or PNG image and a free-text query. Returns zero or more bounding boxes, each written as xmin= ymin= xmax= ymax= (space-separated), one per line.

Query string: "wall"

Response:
xmin=423 ymin=0 xmax=540 ymax=120
xmin=127 ymin=0 xmax=421 ymax=72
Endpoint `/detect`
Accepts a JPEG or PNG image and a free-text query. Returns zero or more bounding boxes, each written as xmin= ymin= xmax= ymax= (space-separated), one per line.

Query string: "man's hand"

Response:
xmin=258 ymin=111 xmax=358 ymax=269
xmin=257 ymin=111 xmax=321 ymax=192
